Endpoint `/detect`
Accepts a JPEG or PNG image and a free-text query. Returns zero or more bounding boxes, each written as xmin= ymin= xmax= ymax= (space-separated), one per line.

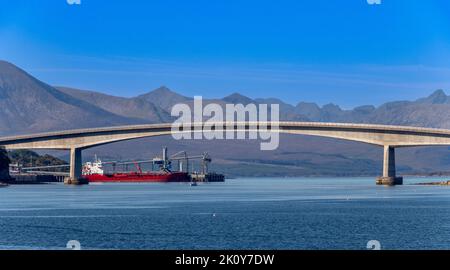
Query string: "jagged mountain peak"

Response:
xmin=137 ymin=86 xmax=191 ymax=112
xmin=322 ymin=103 xmax=342 ymax=111
xmin=222 ymin=92 xmax=254 ymax=104
xmin=0 ymin=61 xmax=144 ymax=135
xmin=420 ymin=89 xmax=449 ymax=104
xmin=140 ymin=86 xmax=186 ymax=97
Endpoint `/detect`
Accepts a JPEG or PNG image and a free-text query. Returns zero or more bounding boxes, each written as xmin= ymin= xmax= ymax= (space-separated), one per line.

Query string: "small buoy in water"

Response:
xmin=212 ymin=213 xmax=216 ymax=217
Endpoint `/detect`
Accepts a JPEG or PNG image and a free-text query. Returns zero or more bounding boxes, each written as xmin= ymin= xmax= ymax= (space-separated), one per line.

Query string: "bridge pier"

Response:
xmin=376 ymin=145 xmax=403 ymax=186
xmin=64 ymin=147 xmax=88 ymax=185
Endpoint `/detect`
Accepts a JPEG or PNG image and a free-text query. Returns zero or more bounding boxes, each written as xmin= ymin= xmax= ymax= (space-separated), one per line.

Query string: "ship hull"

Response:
xmin=84 ymin=172 xmax=191 ymax=183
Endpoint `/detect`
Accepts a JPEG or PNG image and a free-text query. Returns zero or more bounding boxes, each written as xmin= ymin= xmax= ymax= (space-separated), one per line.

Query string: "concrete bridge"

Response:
xmin=2 ymin=121 xmax=450 ymax=185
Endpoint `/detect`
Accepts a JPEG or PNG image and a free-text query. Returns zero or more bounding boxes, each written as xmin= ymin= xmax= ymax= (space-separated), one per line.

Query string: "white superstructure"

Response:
xmin=82 ymin=156 xmax=104 ymax=175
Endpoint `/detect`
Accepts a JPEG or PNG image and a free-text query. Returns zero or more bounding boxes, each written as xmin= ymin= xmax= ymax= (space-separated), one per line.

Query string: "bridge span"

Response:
xmin=2 ymin=121 xmax=450 ymax=185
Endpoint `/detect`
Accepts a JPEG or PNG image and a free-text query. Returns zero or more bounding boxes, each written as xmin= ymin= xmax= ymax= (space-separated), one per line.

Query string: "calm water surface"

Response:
xmin=0 ymin=177 xmax=449 ymax=250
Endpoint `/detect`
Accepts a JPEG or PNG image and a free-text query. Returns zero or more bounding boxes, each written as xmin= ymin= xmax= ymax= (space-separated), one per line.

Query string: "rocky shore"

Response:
xmin=414 ymin=181 xmax=450 ymax=186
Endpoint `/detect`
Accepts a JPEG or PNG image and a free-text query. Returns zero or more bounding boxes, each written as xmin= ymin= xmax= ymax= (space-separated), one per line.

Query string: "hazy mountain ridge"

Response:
xmin=56 ymin=86 xmax=172 ymax=123
xmin=54 ymin=76 xmax=450 ymax=130
xmin=0 ymin=60 xmax=146 ymax=136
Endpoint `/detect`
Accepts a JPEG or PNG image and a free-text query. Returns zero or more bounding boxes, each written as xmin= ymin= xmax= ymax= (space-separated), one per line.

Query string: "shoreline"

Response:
xmin=412 ymin=181 xmax=450 ymax=186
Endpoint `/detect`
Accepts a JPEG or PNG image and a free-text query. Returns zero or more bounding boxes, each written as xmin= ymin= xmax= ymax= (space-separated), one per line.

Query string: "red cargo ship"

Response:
xmin=85 ymin=171 xmax=191 ymax=183
xmin=81 ymin=157 xmax=191 ymax=183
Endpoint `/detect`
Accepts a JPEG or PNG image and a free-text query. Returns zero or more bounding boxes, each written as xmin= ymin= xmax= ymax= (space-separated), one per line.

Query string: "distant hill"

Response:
xmin=223 ymin=92 xmax=255 ymax=105
xmin=56 ymin=86 xmax=172 ymax=123
xmin=289 ymin=89 xmax=450 ymax=128
xmin=8 ymin=149 xmax=67 ymax=168
xmin=0 ymin=60 xmax=145 ymax=136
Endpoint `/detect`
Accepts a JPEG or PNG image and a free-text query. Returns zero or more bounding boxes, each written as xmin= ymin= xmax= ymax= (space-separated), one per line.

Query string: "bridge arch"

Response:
xmin=3 ymin=121 xmax=450 ymax=185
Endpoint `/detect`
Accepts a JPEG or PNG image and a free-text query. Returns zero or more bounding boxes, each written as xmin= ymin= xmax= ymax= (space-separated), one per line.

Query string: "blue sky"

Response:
xmin=1 ymin=0 xmax=450 ymax=108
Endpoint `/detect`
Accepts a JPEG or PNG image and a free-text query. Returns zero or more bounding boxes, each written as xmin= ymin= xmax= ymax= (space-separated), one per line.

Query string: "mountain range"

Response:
xmin=56 ymin=87 xmax=450 ymax=131
xmin=2 ymin=59 xmax=450 ymax=177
